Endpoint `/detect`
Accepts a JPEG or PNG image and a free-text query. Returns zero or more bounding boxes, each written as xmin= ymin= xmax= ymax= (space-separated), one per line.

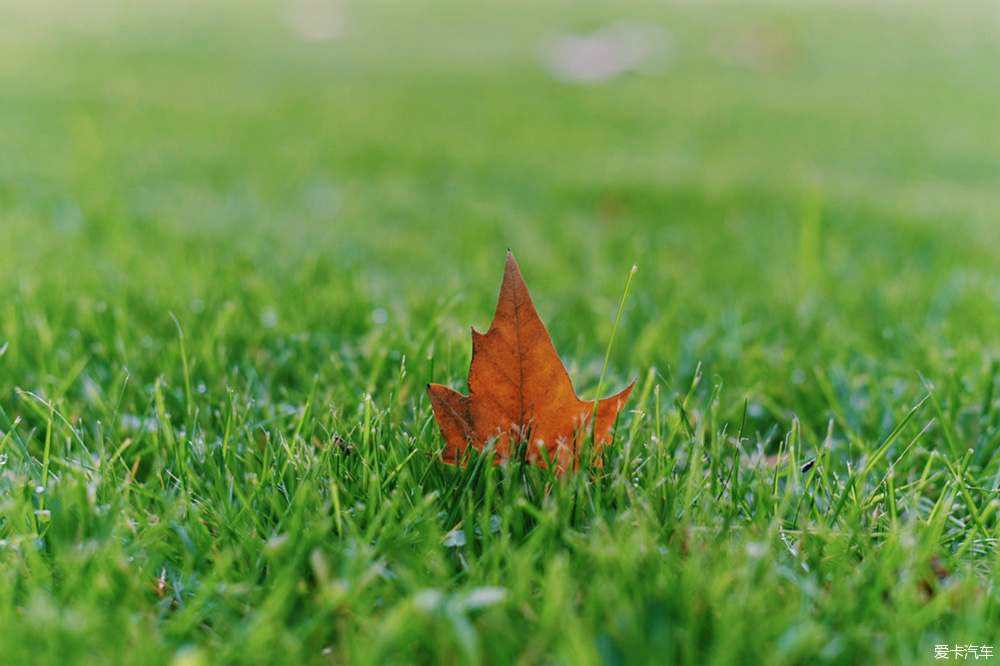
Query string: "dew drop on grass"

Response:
xmin=443 ymin=529 xmax=466 ymax=547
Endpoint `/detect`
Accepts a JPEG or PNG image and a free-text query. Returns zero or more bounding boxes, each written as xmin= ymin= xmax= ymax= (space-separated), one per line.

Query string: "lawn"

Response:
xmin=2 ymin=0 xmax=1000 ymax=663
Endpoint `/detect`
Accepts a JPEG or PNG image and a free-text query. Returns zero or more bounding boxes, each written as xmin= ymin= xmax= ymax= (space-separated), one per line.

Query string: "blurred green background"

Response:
xmin=3 ymin=0 xmax=1000 ymax=448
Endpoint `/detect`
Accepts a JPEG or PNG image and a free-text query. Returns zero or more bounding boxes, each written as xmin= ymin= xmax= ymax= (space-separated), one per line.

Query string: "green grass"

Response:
xmin=3 ymin=0 xmax=1000 ymax=663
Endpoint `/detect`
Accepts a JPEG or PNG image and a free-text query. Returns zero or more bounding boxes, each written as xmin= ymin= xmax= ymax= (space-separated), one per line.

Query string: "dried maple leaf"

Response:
xmin=427 ymin=250 xmax=634 ymax=475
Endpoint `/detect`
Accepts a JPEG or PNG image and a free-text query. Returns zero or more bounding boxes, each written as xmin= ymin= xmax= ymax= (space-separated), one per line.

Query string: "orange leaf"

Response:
xmin=427 ymin=250 xmax=634 ymax=475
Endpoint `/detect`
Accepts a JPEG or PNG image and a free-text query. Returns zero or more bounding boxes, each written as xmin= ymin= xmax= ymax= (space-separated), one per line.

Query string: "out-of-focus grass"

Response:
xmin=2 ymin=1 xmax=1000 ymax=664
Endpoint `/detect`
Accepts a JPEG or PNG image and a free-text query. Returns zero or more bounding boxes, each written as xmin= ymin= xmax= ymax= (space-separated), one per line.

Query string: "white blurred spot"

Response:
xmin=414 ymin=589 xmax=443 ymax=612
xmin=260 ymin=307 xmax=278 ymax=328
xmin=371 ymin=307 xmax=388 ymax=325
xmin=121 ymin=414 xmax=159 ymax=433
xmin=289 ymin=0 xmax=346 ymax=42
xmin=539 ymin=21 xmax=675 ymax=84
xmin=170 ymin=645 xmax=208 ymax=666
xmin=463 ymin=586 xmax=507 ymax=610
